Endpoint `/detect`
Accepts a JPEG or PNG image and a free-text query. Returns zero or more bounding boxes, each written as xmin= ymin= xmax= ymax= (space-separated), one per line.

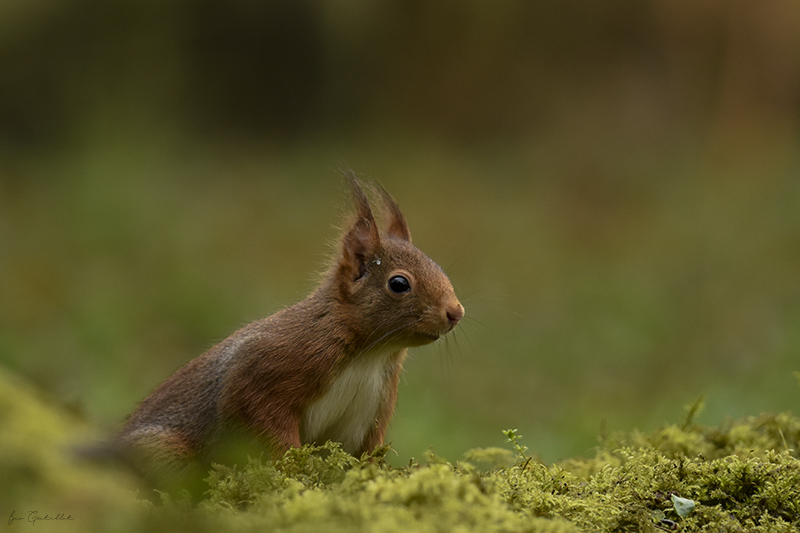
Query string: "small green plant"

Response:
xmin=502 ymin=428 xmax=529 ymax=462
xmin=682 ymin=396 xmax=706 ymax=430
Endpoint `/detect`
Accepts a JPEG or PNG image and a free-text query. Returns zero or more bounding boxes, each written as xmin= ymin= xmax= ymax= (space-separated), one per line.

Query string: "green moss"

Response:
xmin=0 ymin=368 xmax=145 ymax=532
xmin=491 ymin=413 xmax=800 ymax=531
xmin=2 ymin=367 xmax=799 ymax=532
xmin=203 ymin=446 xmax=578 ymax=533
xmin=200 ymin=413 xmax=800 ymax=532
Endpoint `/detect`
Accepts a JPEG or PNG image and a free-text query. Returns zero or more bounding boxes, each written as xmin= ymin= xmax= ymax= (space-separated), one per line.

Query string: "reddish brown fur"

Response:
xmin=115 ymin=173 xmax=463 ymax=477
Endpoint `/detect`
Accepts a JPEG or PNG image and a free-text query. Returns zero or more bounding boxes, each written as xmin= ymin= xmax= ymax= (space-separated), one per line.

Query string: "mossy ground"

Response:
xmin=2 ymin=368 xmax=799 ymax=532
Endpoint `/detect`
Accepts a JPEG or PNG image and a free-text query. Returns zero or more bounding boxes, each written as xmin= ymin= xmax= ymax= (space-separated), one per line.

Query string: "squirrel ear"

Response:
xmin=370 ymin=183 xmax=412 ymax=243
xmin=339 ymin=173 xmax=381 ymax=282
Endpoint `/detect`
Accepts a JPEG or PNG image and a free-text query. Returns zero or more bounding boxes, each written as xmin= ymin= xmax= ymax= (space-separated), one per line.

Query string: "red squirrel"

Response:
xmin=114 ymin=174 xmax=464 ymax=476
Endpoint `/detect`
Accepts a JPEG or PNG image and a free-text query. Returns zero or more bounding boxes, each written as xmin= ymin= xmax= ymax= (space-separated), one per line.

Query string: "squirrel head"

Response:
xmin=331 ymin=173 xmax=464 ymax=350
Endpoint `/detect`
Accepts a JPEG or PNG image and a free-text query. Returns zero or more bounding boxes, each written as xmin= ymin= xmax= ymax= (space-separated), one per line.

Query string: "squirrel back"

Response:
xmin=114 ymin=173 xmax=464 ymax=480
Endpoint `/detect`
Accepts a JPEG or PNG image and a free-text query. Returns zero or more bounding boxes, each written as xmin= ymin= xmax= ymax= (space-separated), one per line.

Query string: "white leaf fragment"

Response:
xmin=671 ymin=494 xmax=696 ymax=517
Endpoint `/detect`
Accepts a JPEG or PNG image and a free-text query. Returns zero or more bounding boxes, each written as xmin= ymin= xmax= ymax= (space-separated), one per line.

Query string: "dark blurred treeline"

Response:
xmin=2 ymin=0 xmax=798 ymax=163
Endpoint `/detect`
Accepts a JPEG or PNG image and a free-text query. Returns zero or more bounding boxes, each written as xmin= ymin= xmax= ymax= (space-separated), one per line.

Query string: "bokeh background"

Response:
xmin=2 ymin=0 xmax=799 ymax=464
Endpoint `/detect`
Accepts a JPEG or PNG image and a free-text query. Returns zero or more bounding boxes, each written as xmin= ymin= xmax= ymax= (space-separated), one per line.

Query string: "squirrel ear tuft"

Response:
xmin=339 ymin=172 xmax=381 ymax=282
xmin=369 ymin=183 xmax=412 ymax=243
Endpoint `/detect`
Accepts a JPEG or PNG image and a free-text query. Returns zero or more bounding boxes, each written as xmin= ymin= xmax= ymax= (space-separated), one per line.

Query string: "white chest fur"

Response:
xmin=300 ymin=348 xmax=400 ymax=455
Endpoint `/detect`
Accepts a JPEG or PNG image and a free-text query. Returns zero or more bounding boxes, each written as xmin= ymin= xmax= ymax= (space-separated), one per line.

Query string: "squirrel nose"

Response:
xmin=446 ymin=303 xmax=464 ymax=326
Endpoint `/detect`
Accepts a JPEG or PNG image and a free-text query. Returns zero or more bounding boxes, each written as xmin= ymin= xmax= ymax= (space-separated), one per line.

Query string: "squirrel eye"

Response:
xmin=388 ymin=275 xmax=411 ymax=294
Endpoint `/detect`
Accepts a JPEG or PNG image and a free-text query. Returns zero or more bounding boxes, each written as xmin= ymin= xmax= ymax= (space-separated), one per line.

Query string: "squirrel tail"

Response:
xmin=70 ymin=439 xmax=124 ymax=464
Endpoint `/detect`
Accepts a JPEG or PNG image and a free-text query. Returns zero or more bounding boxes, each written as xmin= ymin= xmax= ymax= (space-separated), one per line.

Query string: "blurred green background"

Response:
xmin=1 ymin=0 xmax=799 ymax=464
